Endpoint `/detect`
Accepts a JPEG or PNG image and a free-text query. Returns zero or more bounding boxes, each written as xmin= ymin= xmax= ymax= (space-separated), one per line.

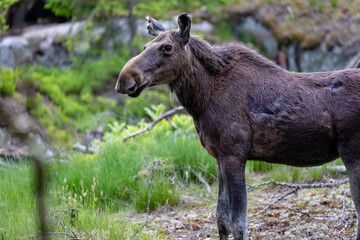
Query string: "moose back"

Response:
xmin=116 ymin=13 xmax=360 ymax=240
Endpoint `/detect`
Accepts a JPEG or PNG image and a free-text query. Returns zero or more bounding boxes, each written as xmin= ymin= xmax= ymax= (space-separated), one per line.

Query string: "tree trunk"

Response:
xmin=128 ymin=0 xmax=137 ymax=57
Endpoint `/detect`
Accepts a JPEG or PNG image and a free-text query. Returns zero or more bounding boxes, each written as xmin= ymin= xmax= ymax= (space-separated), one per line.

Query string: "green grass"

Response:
xmin=0 ymin=113 xmax=348 ymax=238
xmin=0 ymin=162 xmax=36 ymax=239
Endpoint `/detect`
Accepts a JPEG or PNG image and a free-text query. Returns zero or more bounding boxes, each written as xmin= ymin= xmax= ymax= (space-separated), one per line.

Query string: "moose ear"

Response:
xmin=146 ymin=16 xmax=165 ymax=37
xmin=178 ymin=13 xmax=191 ymax=45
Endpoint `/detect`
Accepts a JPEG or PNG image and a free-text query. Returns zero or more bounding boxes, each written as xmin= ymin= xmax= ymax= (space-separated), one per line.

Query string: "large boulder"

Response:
xmin=0 ymin=36 xmax=32 ymax=68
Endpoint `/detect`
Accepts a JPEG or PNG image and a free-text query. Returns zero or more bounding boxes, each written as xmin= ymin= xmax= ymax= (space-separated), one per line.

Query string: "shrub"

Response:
xmin=0 ymin=68 xmax=17 ymax=95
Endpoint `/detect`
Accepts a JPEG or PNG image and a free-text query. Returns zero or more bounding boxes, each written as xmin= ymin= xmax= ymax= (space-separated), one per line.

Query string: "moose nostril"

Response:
xmin=127 ymin=84 xmax=137 ymax=94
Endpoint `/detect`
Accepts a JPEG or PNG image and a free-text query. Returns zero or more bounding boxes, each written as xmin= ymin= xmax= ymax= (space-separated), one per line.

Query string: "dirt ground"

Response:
xmin=130 ymin=176 xmax=357 ymax=240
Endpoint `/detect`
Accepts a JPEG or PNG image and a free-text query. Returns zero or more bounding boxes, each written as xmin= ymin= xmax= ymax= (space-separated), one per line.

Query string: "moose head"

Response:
xmin=115 ymin=13 xmax=192 ymax=97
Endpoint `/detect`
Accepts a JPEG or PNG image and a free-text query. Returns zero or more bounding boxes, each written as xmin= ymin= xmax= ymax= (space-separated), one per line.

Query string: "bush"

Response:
xmin=0 ymin=68 xmax=17 ymax=95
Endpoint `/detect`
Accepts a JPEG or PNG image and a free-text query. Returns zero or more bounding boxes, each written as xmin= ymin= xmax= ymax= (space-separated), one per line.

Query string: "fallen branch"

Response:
xmin=247 ymin=178 xmax=349 ymax=191
xmin=190 ymin=168 xmax=211 ymax=192
xmin=167 ymin=117 xmax=196 ymax=137
xmin=345 ymin=51 xmax=360 ymax=69
xmin=248 ymin=188 xmax=298 ymax=218
xmin=123 ymin=106 xmax=184 ymax=142
xmin=52 ymin=212 xmax=80 ymax=240
xmin=247 ymin=178 xmax=349 ymax=218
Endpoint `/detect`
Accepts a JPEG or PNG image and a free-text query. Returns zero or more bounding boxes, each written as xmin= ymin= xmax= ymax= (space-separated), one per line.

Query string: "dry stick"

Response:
xmin=249 ymin=188 xmax=299 ymax=218
xmin=247 ymin=178 xmax=349 ymax=191
xmin=337 ymin=193 xmax=348 ymax=227
xmin=345 ymin=51 xmax=360 ymax=69
xmin=247 ymin=178 xmax=350 ymax=218
xmin=167 ymin=117 xmax=196 ymax=137
xmin=285 ymin=207 xmax=311 ymax=217
xmin=123 ymin=106 xmax=184 ymax=142
xmin=133 ymin=161 xmax=162 ymax=238
xmin=52 ymin=213 xmax=79 ymax=240
xmin=190 ymin=168 xmax=211 ymax=192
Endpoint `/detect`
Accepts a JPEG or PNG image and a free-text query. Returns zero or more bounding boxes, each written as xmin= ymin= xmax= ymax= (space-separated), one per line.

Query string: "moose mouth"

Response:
xmin=127 ymin=83 xmax=148 ymax=98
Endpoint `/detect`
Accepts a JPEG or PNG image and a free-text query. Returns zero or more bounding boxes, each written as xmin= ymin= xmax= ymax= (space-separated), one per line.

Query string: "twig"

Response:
xmin=133 ymin=160 xmax=161 ymax=238
xmin=52 ymin=213 xmax=79 ymax=240
xmin=167 ymin=117 xmax=196 ymax=137
xmin=345 ymin=51 xmax=360 ymax=69
xmin=190 ymin=168 xmax=211 ymax=192
xmin=123 ymin=106 xmax=184 ymax=142
xmin=247 ymin=178 xmax=349 ymax=191
xmin=285 ymin=207 xmax=311 ymax=217
xmin=45 ymin=231 xmax=77 ymax=238
xmin=248 ymin=188 xmax=298 ymax=218
xmin=337 ymin=193 xmax=348 ymax=227
xmin=247 ymin=178 xmax=350 ymax=219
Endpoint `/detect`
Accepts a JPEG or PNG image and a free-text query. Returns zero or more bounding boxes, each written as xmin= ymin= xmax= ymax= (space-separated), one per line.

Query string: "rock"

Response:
xmin=0 ymin=36 xmax=32 ymax=68
xmin=0 ymin=17 xmax=213 ymax=68
xmin=301 ymin=44 xmax=352 ymax=72
xmin=231 ymin=17 xmax=278 ymax=59
xmin=34 ymin=38 xmax=71 ymax=67
xmin=22 ymin=22 xmax=84 ymax=40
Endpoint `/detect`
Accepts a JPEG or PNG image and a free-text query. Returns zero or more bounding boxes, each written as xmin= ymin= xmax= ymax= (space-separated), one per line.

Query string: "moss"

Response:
xmin=228 ymin=0 xmax=360 ymax=49
xmin=301 ymin=32 xmax=325 ymax=50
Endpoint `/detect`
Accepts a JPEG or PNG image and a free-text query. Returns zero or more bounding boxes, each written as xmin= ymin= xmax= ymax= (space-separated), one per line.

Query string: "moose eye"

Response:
xmin=164 ymin=45 xmax=172 ymax=52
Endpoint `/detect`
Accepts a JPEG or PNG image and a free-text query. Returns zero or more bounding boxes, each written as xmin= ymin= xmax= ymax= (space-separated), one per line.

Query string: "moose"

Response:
xmin=115 ymin=13 xmax=360 ymax=240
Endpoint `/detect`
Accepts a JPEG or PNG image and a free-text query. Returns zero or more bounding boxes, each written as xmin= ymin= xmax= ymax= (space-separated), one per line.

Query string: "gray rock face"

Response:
xmin=34 ymin=38 xmax=71 ymax=67
xmin=0 ymin=17 xmax=213 ymax=69
xmin=0 ymin=36 xmax=33 ymax=68
xmin=300 ymin=44 xmax=351 ymax=72
xmin=230 ymin=16 xmax=358 ymax=72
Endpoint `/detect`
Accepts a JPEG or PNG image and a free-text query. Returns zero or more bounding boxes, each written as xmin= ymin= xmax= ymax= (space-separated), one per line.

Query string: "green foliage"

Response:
xmin=308 ymin=0 xmax=317 ymax=7
xmin=125 ymin=90 xmax=169 ymax=119
xmin=45 ymin=0 xmax=126 ymax=19
xmin=270 ymin=164 xmax=331 ymax=183
xmin=54 ymin=109 xmax=213 ymax=212
xmin=330 ymin=0 xmax=338 ymax=7
xmin=16 ymin=53 xmax=125 ymax=145
xmin=247 ymin=160 xmax=273 ymax=172
xmin=0 ymin=162 xmax=151 ymax=239
xmin=144 ymin=104 xmax=166 ymax=120
xmin=0 ymin=68 xmax=17 ymax=95
xmin=0 ymin=0 xmax=19 ymax=32
xmin=134 ymin=0 xmax=242 ymax=18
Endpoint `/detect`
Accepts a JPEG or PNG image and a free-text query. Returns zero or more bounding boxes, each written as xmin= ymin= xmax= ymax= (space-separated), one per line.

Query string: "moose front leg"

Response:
xmin=216 ymin=161 xmax=230 ymax=239
xmin=219 ymin=156 xmax=247 ymax=240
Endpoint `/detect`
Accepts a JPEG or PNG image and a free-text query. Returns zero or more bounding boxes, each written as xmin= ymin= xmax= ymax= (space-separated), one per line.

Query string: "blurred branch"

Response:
xmin=0 ymin=99 xmax=49 ymax=238
xmin=34 ymin=158 xmax=48 ymax=240
xmin=123 ymin=106 xmax=184 ymax=142
xmin=345 ymin=51 xmax=360 ymax=69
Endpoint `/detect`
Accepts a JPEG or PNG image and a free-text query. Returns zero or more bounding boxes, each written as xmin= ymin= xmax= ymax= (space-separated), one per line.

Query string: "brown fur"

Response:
xmin=116 ymin=14 xmax=360 ymax=240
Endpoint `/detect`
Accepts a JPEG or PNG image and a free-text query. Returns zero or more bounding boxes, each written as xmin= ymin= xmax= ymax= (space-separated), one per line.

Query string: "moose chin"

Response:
xmin=116 ymin=13 xmax=360 ymax=240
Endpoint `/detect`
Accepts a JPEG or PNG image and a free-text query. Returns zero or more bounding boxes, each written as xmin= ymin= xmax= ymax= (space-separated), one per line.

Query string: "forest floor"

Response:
xmin=129 ymin=174 xmax=357 ymax=240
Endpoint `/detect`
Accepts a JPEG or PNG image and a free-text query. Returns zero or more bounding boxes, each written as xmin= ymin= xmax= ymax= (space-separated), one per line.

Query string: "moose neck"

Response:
xmin=169 ymin=37 xmax=222 ymax=119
